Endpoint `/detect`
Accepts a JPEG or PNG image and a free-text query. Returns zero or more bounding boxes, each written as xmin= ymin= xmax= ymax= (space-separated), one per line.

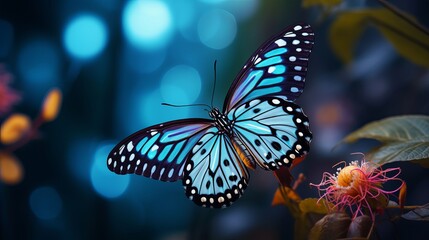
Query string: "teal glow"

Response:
xmin=123 ymin=0 xmax=173 ymax=50
xmin=221 ymin=0 xmax=259 ymax=21
xmin=255 ymin=56 xmax=282 ymax=68
xmin=135 ymin=89 xmax=191 ymax=127
xmin=91 ymin=144 xmax=130 ymax=198
xmin=265 ymin=48 xmax=287 ymax=58
xmin=63 ymin=14 xmax=108 ymax=59
xmin=198 ymin=9 xmax=236 ymax=49
xmin=17 ymin=38 xmax=59 ymax=106
xmin=124 ymin=46 xmax=166 ymax=73
xmin=170 ymin=0 xmax=196 ymax=40
xmin=160 ymin=65 xmax=202 ymax=104
xmin=29 ymin=186 xmax=63 ymax=220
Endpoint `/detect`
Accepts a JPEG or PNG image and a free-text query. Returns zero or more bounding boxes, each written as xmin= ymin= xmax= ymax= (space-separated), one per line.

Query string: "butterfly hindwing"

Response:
xmin=224 ymin=23 xmax=314 ymax=112
xmin=107 ymin=119 xmax=213 ymax=182
xmin=182 ymin=127 xmax=250 ymax=208
xmin=229 ymin=97 xmax=312 ymax=170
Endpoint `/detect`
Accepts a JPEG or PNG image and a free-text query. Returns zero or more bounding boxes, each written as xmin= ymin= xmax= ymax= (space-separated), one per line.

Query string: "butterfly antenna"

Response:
xmin=161 ymin=103 xmax=211 ymax=108
xmin=210 ymin=60 xmax=217 ymax=108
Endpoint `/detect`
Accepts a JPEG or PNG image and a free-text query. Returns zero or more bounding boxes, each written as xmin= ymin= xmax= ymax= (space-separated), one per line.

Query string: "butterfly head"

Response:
xmin=208 ymin=107 xmax=221 ymax=119
xmin=209 ymin=107 xmax=234 ymax=135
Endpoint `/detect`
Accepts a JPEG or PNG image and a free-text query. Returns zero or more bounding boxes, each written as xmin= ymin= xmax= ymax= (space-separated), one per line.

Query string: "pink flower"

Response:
xmin=0 ymin=65 xmax=20 ymax=116
xmin=311 ymin=156 xmax=404 ymax=219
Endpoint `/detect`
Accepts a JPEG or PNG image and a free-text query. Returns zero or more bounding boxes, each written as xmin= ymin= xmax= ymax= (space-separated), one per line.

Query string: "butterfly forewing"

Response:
xmin=107 ymin=119 xmax=213 ymax=182
xmin=229 ymin=97 xmax=312 ymax=170
xmin=183 ymin=127 xmax=249 ymax=208
xmin=224 ymin=23 xmax=314 ymax=112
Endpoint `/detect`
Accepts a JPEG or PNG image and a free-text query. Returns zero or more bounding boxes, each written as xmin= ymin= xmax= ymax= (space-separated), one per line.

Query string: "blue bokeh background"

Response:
xmin=1 ymin=0 xmax=429 ymax=239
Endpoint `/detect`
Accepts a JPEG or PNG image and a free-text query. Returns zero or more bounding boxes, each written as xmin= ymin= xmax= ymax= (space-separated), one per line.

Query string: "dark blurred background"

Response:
xmin=1 ymin=0 xmax=429 ymax=239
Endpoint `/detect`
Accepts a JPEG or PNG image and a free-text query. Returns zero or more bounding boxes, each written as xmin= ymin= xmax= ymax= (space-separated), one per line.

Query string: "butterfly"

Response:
xmin=107 ymin=23 xmax=314 ymax=208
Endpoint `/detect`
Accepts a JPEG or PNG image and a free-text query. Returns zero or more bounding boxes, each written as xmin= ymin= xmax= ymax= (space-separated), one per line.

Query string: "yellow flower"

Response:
xmin=41 ymin=88 xmax=62 ymax=122
xmin=0 ymin=113 xmax=31 ymax=144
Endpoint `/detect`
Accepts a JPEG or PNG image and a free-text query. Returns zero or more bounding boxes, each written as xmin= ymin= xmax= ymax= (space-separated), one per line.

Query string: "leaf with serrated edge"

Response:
xmin=343 ymin=115 xmax=429 ymax=166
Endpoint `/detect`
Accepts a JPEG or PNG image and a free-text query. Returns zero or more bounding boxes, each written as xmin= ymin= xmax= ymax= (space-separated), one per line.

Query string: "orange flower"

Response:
xmin=0 ymin=151 xmax=23 ymax=184
xmin=41 ymin=88 xmax=62 ymax=122
xmin=311 ymin=156 xmax=404 ymax=219
xmin=0 ymin=113 xmax=31 ymax=144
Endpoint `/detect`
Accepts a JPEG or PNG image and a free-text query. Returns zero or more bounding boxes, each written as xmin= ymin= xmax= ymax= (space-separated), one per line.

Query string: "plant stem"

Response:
xmin=386 ymin=205 xmax=422 ymax=210
xmin=376 ymin=0 xmax=429 ymax=36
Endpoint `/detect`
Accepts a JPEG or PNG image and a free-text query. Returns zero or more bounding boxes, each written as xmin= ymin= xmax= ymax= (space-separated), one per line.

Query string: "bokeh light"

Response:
xmin=63 ymin=13 xmax=108 ymax=59
xmin=90 ymin=143 xmax=130 ymax=198
xmin=160 ymin=65 xmax=202 ymax=103
xmin=138 ymin=89 xmax=192 ymax=127
xmin=29 ymin=186 xmax=63 ymax=220
xmin=0 ymin=152 xmax=23 ymax=184
xmin=123 ymin=45 xmax=166 ymax=74
xmin=17 ymin=38 xmax=60 ymax=105
xmin=0 ymin=19 xmax=13 ymax=58
xmin=222 ymin=0 xmax=259 ymax=21
xmin=200 ymin=0 xmax=226 ymax=4
xmin=198 ymin=9 xmax=237 ymax=49
xmin=123 ymin=0 xmax=173 ymax=50
xmin=168 ymin=0 xmax=196 ymax=40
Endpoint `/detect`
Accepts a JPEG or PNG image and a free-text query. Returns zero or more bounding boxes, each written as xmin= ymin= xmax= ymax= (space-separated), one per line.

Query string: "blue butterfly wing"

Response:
xmin=107 ymin=119 xmax=213 ymax=182
xmin=228 ymin=97 xmax=312 ymax=170
xmin=223 ymin=23 xmax=314 ymax=112
xmin=182 ymin=127 xmax=249 ymax=208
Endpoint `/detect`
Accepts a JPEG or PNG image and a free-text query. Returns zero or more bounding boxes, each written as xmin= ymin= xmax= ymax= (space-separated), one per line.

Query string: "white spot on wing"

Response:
xmin=151 ymin=144 xmax=159 ymax=151
xmin=289 ymin=56 xmax=296 ymax=62
xmin=127 ymin=141 xmax=134 ymax=152
xmin=268 ymin=66 xmax=275 ymax=73
xmin=292 ymin=40 xmax=300 ymax=45
xmin=294 ymin=25 xmax=302 ymax=31
xmin=119 ymin=145 xmax=125 ymax=155
xmin=275 ymin=39 xmax=286 ymax=47
xmin=272 ymin=99 xmax=280 ymax=105
xmin=168 ymin=168 xmax=174 ymax=178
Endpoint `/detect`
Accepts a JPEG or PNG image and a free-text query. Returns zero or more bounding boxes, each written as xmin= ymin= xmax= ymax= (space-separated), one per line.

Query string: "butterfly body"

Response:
xmin=108 ymin=23 xmax=315 ymax=208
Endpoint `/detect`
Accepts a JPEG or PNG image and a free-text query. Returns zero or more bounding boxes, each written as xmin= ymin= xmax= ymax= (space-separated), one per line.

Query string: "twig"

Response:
xmin=376 ymin=0 xmax=429 ymax=36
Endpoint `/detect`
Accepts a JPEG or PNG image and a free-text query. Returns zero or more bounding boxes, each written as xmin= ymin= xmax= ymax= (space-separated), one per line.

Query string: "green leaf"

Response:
xmin=299 ymin=198 xmax=332 ymax=215
xmin=330 ymin=8 xmax=429 ymax=67
xmin=402 ymin=203 xmax=429 ymax=221
xmin=302 ymin=0 xmax=342 ymax=8
xmin=342 ymin=115 xmax=429 ymax=166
